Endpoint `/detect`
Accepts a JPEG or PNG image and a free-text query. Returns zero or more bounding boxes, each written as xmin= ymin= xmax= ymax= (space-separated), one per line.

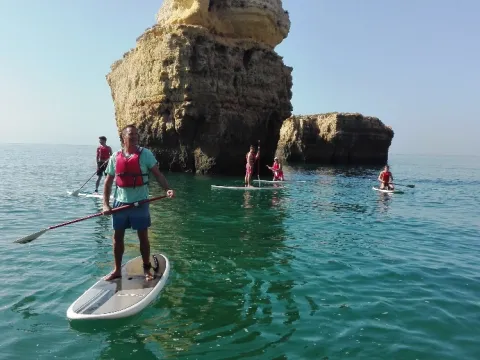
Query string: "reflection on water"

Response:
xmin=243 ymin=191 xmax=252 ymax=209
xmin=127 ymin=178 xmax=299 ymax=357
xmin=376 ymin=192 xmax=393 ymax=214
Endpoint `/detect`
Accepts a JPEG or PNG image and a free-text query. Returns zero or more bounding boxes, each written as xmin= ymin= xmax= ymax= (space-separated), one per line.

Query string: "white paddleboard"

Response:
xmin=67 ymin=254 xmax=170 ymax=320
xmin=254 ymin=179 xmax=306 ymax=183
xmin=67 ymin=191 xmax=113 ymax=199
xmin=372 ymin=187 xmax=404 ymax=194
xmin=211 ymin=185 xmax=284 ymax=190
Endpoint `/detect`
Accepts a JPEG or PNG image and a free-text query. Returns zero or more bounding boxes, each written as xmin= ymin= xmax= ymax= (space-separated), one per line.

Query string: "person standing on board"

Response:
xmin=378 ymin=165 xmax=394 ymax=190
xmin=245 ymin=144 xmax=260 ymax=187
xmin=95 ymin=136 xmax=113 ymax=193
xmin=266 ymin=157 xmax=285 ymax=181
xmin=102 ymin=125 xmax=175 ymax=281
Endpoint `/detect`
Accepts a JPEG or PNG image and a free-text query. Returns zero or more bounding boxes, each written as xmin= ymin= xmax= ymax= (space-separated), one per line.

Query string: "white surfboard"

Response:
xmin=372 ymin=187 xmax=404 ymax=194
xmin=67 ymin=254 xmax=170 ymax=320
xmin=211 ymin=185 xmax=284 ymax=190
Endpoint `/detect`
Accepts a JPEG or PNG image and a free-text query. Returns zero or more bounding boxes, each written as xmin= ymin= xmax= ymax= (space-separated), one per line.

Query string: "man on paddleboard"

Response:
xmin=378 ymin=165 xmax=394 ymax=190
xmin=266 ymin=157 xmax=284 ymax=181
xmin=95 ymin=136 xmax=112 ymax=193
xmin=102 ymin=125 xmax=175 ymax=281
xmin=245 ymin=144 xmax=260 ymax=187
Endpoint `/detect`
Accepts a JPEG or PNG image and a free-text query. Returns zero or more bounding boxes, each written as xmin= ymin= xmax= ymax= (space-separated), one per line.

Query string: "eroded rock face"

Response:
xmin=276 ymin=113 xmax=394 ymax=165
xmin=107 ymin=19 xmax=292 ymax=174
xmin=156 ymin=0 xmax=290 ymax=48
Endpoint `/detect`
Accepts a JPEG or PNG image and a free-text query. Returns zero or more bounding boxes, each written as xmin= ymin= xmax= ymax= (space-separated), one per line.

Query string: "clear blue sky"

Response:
xmin=0 ymin=0 xmax=478 ymax=155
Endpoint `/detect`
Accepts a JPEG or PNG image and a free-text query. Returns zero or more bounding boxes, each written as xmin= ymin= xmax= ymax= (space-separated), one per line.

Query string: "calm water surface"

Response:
xmin=0 ymin=144 xmax=479 ymax=360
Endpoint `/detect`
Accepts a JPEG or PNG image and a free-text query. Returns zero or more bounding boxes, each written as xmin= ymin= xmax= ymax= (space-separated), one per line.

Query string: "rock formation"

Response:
xmin=107 ymin=0 xmax=292 ymax=174
xmin=276 ymin=113 xmax=394 ymax=165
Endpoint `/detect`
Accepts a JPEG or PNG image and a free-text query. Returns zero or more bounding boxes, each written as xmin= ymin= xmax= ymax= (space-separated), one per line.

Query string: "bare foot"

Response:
xmin=144 ymin=270 xmax=154 ymax=281
xmin=104 ymin=270 xmax=122 ymax=281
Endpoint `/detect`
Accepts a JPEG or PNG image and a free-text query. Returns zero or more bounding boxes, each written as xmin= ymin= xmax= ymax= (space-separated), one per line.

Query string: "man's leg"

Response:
xmin=95 ymin=174 xmax=102 ymax=192
xmin=137 ymin=229 xmax=153 ymax=281
xmin=131 ymin=203 xmax=153 ymax=280
xmin=104 ymin=229 xmax=125 ymax=280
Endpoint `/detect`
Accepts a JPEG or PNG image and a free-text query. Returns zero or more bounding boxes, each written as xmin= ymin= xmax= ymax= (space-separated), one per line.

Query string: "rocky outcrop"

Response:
xmin=156 ymin=0 xmax=290 ymax=49
xmin=276 ymin=113 xmax=394 ymax=165
xmin=107 ymin=0 xmax=292 ymax=175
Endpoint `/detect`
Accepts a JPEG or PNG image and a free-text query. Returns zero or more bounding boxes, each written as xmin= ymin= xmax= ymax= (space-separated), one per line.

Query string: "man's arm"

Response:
xmin=150 ymin=164 xmax=171 ymax=191
xmin=102 ymin=174 xmax=114 ymax=212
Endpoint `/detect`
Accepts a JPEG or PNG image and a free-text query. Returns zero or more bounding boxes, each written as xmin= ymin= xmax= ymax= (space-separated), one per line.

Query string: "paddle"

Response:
xmin=392 ymin=183 xmax=415 ymax=188
xmin=14 ymin=195 xmax=167 ymax=244
xmin=257 ymin=140 xmax=261 ymax=187
xmin=70 ymin=159 xmax=109 ymax=196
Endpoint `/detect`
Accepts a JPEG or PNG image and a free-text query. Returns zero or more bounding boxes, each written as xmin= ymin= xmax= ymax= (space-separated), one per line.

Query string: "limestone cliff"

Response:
xmin=276 ymin=113 xmax=394 ymax=165
xmin=107 ymin=0 xmax=292 ymax=174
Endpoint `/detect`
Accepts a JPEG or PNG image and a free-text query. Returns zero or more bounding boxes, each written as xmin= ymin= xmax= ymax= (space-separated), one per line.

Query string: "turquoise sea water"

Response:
xmin=1 ymin=143 xmax=479 ymax=360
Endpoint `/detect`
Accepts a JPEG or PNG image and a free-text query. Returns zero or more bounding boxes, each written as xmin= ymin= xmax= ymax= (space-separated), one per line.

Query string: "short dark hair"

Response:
xmin=99 ymin=136 xmax=106 ymax=141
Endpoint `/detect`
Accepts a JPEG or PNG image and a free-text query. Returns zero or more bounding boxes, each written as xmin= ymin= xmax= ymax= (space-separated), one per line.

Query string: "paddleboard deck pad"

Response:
xmin=66 ymin=254 xmax=170 ymax=320
xmin=211 ymin=185 xmax=284 ymax=190
xmin=372 ymin=187 xmax=404 ymax=194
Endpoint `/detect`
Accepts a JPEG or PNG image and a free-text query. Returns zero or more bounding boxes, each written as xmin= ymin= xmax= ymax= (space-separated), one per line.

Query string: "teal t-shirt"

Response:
xmin=106 ymin=147 xmax=158 ymax=203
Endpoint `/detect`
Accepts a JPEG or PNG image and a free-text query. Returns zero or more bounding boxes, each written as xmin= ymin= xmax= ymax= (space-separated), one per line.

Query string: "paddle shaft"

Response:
xmin=14 ymin=195 xmax=167 ymax=243
xmin=50 ymin=195 xmax=167 ymax=230
xmin=74 ymin=159 xmax=109 ymax=193
xmin=375 ymin=179 xmax=414 ymax=188
xmin=392 ymin=183 xmax=415 ymax=188
xmin=257 ymin=140 xmax=260 ymax=186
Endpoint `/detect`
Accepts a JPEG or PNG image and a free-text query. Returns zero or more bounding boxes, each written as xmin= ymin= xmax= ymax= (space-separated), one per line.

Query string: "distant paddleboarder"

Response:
xmin=95 ymin=136 xmax=112 ymax=193
xmin=245 ymin=144 xmax=260 ymax=187
xmin=378 ymin=165 xmax=394 ymax=190
xmin=267 ymin=157 xmax=284 ymax=181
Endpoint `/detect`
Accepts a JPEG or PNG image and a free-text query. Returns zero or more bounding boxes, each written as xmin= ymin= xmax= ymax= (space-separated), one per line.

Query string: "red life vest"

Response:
xmin=97 ymin=145 xmax=111 ymax=161
xmin=272 ymin=162 xmax=284 ymax=180
xmin=381 ymin=171 xmax=392 ymax=182
xmin=115 ymin=147 xmax=149 ymax=188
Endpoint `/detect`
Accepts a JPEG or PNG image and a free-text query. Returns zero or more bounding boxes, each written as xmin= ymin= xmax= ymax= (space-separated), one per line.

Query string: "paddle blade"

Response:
xmin=407 ymin=184 xmax=415 ymax=188
xmin=70 ymin=190 xmax=80 ymax=196
xmin=14 ymin=228 xmax=48 ymax=244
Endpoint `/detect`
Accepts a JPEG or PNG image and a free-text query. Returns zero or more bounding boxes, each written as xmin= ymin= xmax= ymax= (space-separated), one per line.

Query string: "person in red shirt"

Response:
xmin=267 ymin=157 xmax=285 ymax=181
xmin=378 ymin=165 xmax=394 ymax=190
xmin=95 ymin=136 xmax=113 ymax=193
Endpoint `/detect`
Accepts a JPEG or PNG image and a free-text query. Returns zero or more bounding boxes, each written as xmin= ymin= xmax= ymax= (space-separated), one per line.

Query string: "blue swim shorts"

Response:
xmin=112 ymin=200 xmax=151 ymax=231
